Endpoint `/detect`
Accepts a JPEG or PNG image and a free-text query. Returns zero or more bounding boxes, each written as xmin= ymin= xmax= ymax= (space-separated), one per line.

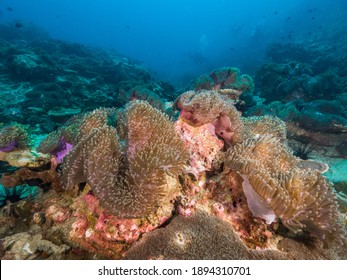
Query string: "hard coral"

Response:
xmin=125 ymin=210 xmax=285 ymax=260
xmin=175 ymin=120 xmax=224 ymax=177
xmin=62 ymin=101 xmax=188 ymax=219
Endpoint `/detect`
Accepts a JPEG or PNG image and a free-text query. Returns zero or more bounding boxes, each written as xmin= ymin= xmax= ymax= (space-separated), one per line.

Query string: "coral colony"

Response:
xmin=0 ymin=26 xmax=346 ymax=259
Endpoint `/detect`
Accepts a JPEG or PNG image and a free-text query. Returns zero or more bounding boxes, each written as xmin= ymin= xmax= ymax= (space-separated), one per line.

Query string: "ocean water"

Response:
xmin=0 ymin=0 xmax=347 ymax=260
xmin=0 ymin=0 xmax=346 ymax=84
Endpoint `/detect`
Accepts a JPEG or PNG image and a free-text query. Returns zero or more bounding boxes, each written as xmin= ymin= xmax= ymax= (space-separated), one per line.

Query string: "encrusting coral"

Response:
xmin=62 ymin=101 xmax=189 ymax=219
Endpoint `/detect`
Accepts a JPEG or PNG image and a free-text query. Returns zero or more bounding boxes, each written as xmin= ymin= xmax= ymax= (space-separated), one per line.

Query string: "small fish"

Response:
xmin=15 ymin=22 xmax=23 ymax=28
xmin=285 ymin=17 xmax=291 ymax=22
xmin=318 ymin=25 xmax=323 ymax=29
xmin=7 ymin=7 xmax=13 ymax=12
xmin=126 ymin=25 xmax=130 ymax=29
xmin=308 ymin=31 xmax=312 ymax=35
xmin=274 ymin=11 xmax=278 ymax=15
xmin=229 ymin=47 xmax=235 ymax=51
xmin=312 ymin=17 xmax=315 ymax=20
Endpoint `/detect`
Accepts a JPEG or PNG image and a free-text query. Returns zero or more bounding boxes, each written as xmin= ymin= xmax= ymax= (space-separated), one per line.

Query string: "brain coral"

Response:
xmin=62 ymin=101 xmax=189 ymax=218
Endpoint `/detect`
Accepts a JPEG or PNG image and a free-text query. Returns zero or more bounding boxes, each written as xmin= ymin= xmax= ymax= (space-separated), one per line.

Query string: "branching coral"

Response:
xmin=175 ymin=90 xmax=245 ymax=145
xmin=0 ymin=123 xmax=30 ymax=152
xmin=62 ymin=101 xmax=189 ymax=218
xmin=225 ymin=135 xmax=345 ymax=243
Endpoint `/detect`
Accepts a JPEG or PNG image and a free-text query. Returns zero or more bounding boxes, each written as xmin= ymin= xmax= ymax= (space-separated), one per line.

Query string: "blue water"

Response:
xmin=1 ymin=0 xmax=346 ymax=85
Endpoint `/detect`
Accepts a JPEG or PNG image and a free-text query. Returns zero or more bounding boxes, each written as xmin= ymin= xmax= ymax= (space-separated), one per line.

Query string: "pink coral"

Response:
xmin=175 ymin=90 xmax=245 ymax=146
xmin=69 ymin=192 xmax=171 ymax=252
xmin=176 ymin=119 xmax=223 ymax=178
xmin=45 ymin=205 xmax=70 ymax=223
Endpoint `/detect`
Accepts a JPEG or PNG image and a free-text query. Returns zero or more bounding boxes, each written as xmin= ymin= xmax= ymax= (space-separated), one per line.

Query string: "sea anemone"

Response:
xmin=175 ymin=90 xmax=245 ymax=145
xmin=226 ymin=136 xmax=345 ymax=243
xmin=38 ymin=108 xmax=117 ymax=162
xmin=62 ymin=101 xmax=189 ymax=218
xmin=0 ymin=123 xmax=30 ymax=152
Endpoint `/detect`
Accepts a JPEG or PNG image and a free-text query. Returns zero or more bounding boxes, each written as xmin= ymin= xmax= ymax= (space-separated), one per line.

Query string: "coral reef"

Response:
xmin=0 ymin=93 xmax=345 ymax=259
xmin=126 ymin=210 xmax=347 ymax=260
xmin=1 ymin=232 xmax=70 ymax=260
xmin=125 ymin=210 xmax=269 ymax=260
xmin=0 ymin=24 xmax=175 ymax=131
xmin=0 ymin=30 xmax=345 ymax=259
xmin=258 ymin=43 xmax=347 ymax=102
